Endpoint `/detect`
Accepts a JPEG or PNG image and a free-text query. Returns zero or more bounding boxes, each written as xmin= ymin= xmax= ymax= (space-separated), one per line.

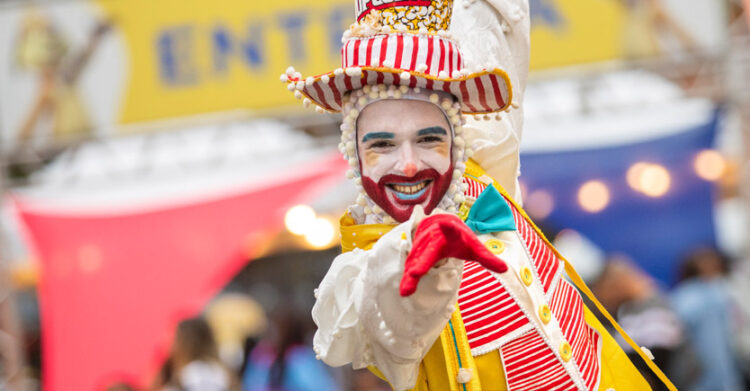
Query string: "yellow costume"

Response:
xmin=340 ymin=161 xmax=672 ymax=390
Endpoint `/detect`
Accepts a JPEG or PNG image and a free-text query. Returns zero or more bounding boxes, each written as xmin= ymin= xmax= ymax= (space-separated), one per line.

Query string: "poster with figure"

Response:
xmin=0 ymin=3 xmax=126 ymax=153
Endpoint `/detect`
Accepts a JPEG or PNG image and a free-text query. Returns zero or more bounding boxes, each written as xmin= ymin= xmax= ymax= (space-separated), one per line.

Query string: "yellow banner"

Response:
xmin=528 ymin=0 xmax=626 ymax=69
xmin=94 ymin=0 xmax=630 ymax=124
xmin=96 ymin=0 xmax=352 ymax=123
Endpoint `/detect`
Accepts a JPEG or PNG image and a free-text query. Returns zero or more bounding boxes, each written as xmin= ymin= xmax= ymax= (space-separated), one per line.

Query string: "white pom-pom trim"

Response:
xmin=456 ymin=368 xmax=472 ymax=384
xmin=640 ymin=346 xmax=655 ymax=360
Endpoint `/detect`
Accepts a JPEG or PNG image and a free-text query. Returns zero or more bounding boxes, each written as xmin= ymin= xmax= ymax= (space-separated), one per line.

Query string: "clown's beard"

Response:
xmin=360 ymin=167 xmax=454 ymax=223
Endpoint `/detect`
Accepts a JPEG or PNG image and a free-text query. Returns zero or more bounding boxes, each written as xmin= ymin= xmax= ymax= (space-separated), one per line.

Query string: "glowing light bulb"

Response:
xmin=626 ymin=162 xmax=672 ymax=197
xmin=626 ymin=162 xmax=650 ymax=192
xmin=578 ymin=180 xmax=610 ymax=213
xmin=638 ymin=164 xmax=671 ymax=197
xmin=304 ymin=218 xmax=336 ymax=248
xmin=284 ymin=205 xmax=316 ymax=235
xmin=526 ymin=190 xmax=555 ymax=219
xmin=694 ymin=149 xmax=725 ymax=181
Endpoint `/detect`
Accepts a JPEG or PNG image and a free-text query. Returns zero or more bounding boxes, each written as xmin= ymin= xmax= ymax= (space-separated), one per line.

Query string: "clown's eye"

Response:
xmin=418 ymin=135 xmax=444 ymax=144
xmin=369 ymin=140 xmax=395 ymax=149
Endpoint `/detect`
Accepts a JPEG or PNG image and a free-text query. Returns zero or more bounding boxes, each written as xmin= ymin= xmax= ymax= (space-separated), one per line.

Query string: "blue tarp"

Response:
xmin=520 ymin=108 xmax=721 ymax=285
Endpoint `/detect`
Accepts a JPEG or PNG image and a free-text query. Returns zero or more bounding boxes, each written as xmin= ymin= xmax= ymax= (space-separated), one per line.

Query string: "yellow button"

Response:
xmin=539 ymin=304 xmax=552 ymax=324
xmin=559 ymin=342 xmax=572 ymax=362
xmin=458 ymin=203 xmax=470 ymax=221
xmin=484 ymin=238 xmax=505 ymax=255
xmin=520 ymin=267 xmax=533 ymax=286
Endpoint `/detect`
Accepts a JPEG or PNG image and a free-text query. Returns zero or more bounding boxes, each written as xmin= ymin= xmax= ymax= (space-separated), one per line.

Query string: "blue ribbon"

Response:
xmin=465 ymin=184 xmax=517 ymax=234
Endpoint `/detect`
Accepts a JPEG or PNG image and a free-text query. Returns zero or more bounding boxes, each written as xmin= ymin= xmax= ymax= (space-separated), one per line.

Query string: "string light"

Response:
xmin=694 ymin=149 xmax=725 ymax=181
xmin=526 ymin=190 xmax=554 ymax=219
xmin=578 ymin=180 xmax=610 ymax=213
xmin=626 ymin=162 xmax=649 ymax=191
xmin=638 ymin=164 xmax=671 ymax=197
xmin=626 ymin=162 xmax=671 ymax=197
xmin=284 ymin=205 xmax=316 ymax=235
xmin=284 ymin=205 xmax=337 ymax=249
xmin=304 ymin=218 xmax=336 ymax=249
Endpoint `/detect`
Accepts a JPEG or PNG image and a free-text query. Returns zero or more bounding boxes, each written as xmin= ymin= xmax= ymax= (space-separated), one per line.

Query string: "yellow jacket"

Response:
xmin=339 ymin=160 xmax=675 ymax=391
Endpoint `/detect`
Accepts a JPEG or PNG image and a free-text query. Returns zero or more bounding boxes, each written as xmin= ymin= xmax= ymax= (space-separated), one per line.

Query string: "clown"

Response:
xmin=283 ymin=1 xmax=676 ymax=390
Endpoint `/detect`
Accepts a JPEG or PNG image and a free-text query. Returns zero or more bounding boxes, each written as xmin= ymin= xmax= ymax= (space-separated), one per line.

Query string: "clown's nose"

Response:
xmin=404 ymin=163 xmax=418 ymax=177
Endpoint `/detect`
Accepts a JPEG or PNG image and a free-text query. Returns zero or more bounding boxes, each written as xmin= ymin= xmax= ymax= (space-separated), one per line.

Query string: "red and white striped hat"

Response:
xmin=282 ymin=0 xmax=512 ymax=114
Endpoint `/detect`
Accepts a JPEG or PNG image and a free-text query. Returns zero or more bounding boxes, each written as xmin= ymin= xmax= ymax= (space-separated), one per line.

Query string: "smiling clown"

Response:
xmin=282 ymin=1 xmax=676 ymax=390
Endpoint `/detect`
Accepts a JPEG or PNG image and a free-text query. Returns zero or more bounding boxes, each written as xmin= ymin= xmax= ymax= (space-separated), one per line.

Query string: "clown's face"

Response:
xmin=356 ymin=99 xmax=454 ymax=223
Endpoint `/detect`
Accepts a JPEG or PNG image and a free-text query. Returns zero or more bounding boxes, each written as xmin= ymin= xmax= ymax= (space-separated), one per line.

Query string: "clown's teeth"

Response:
xmin=393 ymin=181 xmax=428 ymax=194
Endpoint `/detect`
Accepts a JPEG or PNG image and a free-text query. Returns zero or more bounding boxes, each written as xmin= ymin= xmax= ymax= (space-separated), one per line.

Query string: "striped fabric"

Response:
xmin=549 ymin=279 xmax=602 ymax=390
xmin=289 ymin=31 xmax=510 ymax=113
xmin=342 ymin=34 xmax=463 ymax=79
xmin=501 ymin=331 xmax=578 ymax=391
xmin=462 ymin=176 xmax=485 ymax=199
xmin=457 ymin=175 xmax=602 ymax=390
xmin=298 ymin=66 xmax=509 ymax=114
xmin=511 ymin=199 xmax=561 ymax=292
xmin=458 ymin=261 xmax=527 ymax=350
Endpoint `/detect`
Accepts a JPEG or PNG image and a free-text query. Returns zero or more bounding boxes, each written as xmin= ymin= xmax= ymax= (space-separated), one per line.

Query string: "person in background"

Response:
xmin=671 ymin=247 xmax=744 ymax=391
xmin=205 ymin=294 xmax=268 ymax=375
xmin=151 ymin=317 xmax=238 ymax=391
xmin=591 ymin=256 xmax=700 ymax=391
xmin=242 ymin=310 xmax=338 ymax=391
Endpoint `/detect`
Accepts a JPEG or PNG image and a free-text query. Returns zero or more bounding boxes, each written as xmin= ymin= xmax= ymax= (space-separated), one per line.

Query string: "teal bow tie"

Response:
xmin=464 ymin=184 xmax=518 ymax=234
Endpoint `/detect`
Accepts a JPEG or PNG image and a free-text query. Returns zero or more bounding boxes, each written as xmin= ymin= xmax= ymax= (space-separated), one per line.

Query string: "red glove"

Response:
xmin=399 ymin=214 xmax=508 ymax=296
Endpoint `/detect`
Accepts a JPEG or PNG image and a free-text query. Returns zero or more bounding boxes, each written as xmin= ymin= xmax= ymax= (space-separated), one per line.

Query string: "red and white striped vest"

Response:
xmin=458 ymin=175 xmax=602 ymax=391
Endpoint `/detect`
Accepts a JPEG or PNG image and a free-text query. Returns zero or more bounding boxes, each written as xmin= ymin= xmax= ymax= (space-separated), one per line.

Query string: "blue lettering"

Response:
xmin=212 ymin=27 xmax=233 ymax=73
xmin=242 ymin=23 xmax=265 ymax=67
xmin=529 ymin=0 xmax=565 ymax=29
xmin=278 ymin=12 xmax=309 ymax=62
xmin=157 ymin=26 xmax=198 ymax=86
xmin=212 ymin=22 xmax=265 ymax=74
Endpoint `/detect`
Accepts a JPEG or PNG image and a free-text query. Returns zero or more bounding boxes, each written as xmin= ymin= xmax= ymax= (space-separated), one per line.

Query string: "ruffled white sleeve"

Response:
xmin=311 ymin=211 xmax=463 ymax=391
xmin=451 ymin=0 xmax=530 ymax=203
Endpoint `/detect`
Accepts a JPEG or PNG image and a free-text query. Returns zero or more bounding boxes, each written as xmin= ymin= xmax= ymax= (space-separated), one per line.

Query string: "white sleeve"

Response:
xmin=451 ymin=0 xmax=530 ymax=203
xmin=311 ymin=212 xmax=463 ymax=391
xmin=462 ymin=115 xmax=523 ymax=203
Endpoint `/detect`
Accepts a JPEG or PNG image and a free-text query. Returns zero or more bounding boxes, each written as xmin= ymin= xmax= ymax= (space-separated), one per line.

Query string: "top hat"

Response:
xmin=282 ymin=0 xmax=512 ymax=114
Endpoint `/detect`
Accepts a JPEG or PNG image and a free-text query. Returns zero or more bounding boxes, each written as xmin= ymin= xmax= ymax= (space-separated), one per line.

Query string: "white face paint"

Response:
xmin=356 ymin=99 xmax=454 ymax=222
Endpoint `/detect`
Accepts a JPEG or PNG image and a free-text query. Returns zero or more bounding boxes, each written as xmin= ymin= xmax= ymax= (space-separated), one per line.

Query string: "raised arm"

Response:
xmin=451 ymin=0 xmax=530 ymax=202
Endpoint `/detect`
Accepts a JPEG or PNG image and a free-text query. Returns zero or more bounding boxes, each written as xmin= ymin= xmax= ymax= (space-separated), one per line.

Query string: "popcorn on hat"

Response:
xmin=281 ymin=0 xmax=512 ymax=114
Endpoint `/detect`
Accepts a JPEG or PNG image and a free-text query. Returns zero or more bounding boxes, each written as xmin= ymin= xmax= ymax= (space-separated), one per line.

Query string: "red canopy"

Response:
xmin=15 ymin=152 xmax=347 ymax=391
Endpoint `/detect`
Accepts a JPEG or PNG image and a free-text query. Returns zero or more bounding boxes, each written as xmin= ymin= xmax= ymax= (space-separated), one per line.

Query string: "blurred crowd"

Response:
xmin=99 ymin=299 xmax=389 ymax=391
xmin=591 ymin=247 xmax=750 ymax=391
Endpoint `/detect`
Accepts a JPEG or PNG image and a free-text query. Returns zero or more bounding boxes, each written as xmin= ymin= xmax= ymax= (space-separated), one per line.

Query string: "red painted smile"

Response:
xmin=362 ymin=167 xmax=453 ymax=222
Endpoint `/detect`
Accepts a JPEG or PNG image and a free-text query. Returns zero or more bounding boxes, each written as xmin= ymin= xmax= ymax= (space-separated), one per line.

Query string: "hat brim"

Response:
xmin=289 ymin=66 xmax=512 ymax=115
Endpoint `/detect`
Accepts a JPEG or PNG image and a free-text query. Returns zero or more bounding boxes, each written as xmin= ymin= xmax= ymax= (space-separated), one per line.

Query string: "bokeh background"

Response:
xmin=0 ymin=0 xmax=749 ymax=390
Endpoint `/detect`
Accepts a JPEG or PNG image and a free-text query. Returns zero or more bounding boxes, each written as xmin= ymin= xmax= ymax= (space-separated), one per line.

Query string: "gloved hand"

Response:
xmin=400 ymin=213 xmax=508 ymax=296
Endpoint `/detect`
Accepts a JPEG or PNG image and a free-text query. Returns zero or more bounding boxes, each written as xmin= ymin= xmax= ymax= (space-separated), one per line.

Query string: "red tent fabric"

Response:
xmin=14 ymin=153 xmax=347 ymax=391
